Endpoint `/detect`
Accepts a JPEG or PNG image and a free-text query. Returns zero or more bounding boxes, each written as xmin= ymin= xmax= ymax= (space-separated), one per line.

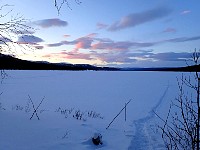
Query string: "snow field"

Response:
xmin=0 ymin=71 xmax=187 ymax=149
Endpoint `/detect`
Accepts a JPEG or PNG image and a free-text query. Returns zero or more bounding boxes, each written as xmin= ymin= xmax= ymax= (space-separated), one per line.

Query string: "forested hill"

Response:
xmin=0 ymin=53 xmax=200 ymax=72
xmin=0 ymin=54 xmax=118 ymax=71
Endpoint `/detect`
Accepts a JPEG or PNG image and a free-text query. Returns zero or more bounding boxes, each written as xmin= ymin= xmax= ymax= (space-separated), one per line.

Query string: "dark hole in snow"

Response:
xmin=92 ymin=133 xmax=103 ymax=145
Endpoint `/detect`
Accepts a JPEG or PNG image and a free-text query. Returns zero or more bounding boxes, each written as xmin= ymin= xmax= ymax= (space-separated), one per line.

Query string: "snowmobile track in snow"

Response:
xmin=128 ymin=86 xmax=169 ymax=150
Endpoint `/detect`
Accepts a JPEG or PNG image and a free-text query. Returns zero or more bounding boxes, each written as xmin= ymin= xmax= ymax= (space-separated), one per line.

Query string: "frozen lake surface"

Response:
xmin=0 ymin=70 xmax=191 ymax=149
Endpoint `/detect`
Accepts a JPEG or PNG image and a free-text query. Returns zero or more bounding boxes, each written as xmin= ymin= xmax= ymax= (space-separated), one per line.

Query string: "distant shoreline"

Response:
xmin=1 ymin=53 xmax=200 ymax=72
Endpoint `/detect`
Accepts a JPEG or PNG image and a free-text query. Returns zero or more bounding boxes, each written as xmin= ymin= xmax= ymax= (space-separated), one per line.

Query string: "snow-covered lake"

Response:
xmin=0 ymin=71 xmax=191 ymax=149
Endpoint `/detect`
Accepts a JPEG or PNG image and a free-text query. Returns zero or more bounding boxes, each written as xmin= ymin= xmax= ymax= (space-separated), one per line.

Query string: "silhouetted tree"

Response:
xmin=0 ymin=3 xmax=34 ymax=80
xmin=155 ymin=50 xmax=200 ymax=150
xmin=0 ymin=4 xmax=34 ymax=55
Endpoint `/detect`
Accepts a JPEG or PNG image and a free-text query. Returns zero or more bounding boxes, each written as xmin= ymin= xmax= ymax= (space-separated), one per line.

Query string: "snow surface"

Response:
xmin=0 ymin=71 xmax=192 ymax=149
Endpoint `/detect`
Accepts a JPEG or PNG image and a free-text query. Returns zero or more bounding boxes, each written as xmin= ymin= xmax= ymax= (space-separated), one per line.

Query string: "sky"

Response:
xmin=1 ymin=0 xmax=200 ymax=67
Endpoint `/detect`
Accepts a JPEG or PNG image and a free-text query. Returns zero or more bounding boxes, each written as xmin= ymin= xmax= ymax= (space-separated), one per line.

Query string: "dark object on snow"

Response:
xmin=92 ymin=133 xmax=103 ymax=145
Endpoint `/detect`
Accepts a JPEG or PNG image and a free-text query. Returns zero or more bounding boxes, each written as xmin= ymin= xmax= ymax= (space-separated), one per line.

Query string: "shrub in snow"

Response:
xmin=0 ymin=102 xmax=5 ymax=111
xmin=55 ymin=107 xmax=74 ymax=118
xmin=11 ymin=99 xmax=31 ymax=113
xmin=87 ymin=111 xmax=104 ymax=119
xmin=1 ymin=70 xmax=8 ymax=84
xmin=73 ymin=110 xmax=84 ymax=120
xmin=12 ymin=104 xmax=24 ymax=111
xmin=56 ymin=107 xmax=104 ymax=121
xmin=25 ymin=99 xmax=31 ymax=113
xmin=92 ymin=133 xmax=103 ymax=145
xmin=0 ymin=92 xmax=5 ymax=111
xmin=62 ymin=130 xmax=69 ymax=139
xmin=28 ymin=95 xmax=45 ymax=120
xmin=155 ymin=51 xmax=200 ymax=150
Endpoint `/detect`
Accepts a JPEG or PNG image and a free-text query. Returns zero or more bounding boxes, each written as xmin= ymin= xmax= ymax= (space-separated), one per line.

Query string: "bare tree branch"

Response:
xmin=0 ymin=4 xmax=35 ymax=56
xmin=54 ymin=0 xmax=82 ymax=14
xmin=0 ymin=4 xmax=35 ymax=84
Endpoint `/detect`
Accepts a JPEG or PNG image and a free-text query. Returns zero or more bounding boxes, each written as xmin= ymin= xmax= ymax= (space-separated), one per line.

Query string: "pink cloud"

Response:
xmin=74 ymin=39 xmax=93 ymax=49
xmin=64 ymin=52 xmax=92 ymax=60
xmin=85 ymin=33 xmax=98 ymax=38
xmin=42 ymin=48 xmax=194 ymax=66
xmin=43 ymin=54 xmax=52 ymax=58
xmin=70 ymin=33 xmax=98 ymax=50
xmin=47 ymin=33 xmax=156 ymax=53
xmin=76 ymin=42 xmax=86 ymax=49
xmin=162 ymin=27 xmax=176 ymax=33
xmin=43 ymin=49 xmax=93 ymax=61
xmin=46 ymin=33 xmax=110 ymax=49
xmin=45 ymin=33 xmax=200 ymax=64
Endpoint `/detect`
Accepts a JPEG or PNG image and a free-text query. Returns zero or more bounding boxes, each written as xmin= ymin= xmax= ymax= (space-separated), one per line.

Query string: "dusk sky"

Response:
xmin=3 ymin=0 xmax=200 ymax=67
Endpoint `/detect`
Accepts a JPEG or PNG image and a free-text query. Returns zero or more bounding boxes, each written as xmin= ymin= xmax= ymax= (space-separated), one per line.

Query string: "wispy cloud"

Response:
xmin=91 ymin=41 xmax=155 ymax=51
xmin=46 ymin=34 xmax=200 ymax=55
xmin=46 ymin=33 xmax=101 ymax=49
xmin=62 ymin=50 xmax=93 ymax=60
xmin=46 ymin=33 xmax=155 ymax=51
xmin=146 ymin=52 xmax=191 ymax=61
xmin=162 ymin=27 xmax=176 ymax=33
xmin=96 ymin=51 xmax=192 ymax=64
xmin=63 ymin=34 xmax=71 ymax=38
xmin=95 ymin=52 xmax=137 ymax=64
xmin=34 ymin=18 xmax=68 ymax=28
xmin=165 ymin=36 xmax=200 ymax=43
xmin=34 ymin=45 xmax=44 ymax=49
xmin=43 ymin=50 xmax=93 ymax=61
xmin=181 ymin=10 xmax=191 ymax=15
xmin=42 ymin=50 xmax=192 ymax=66
xmin=96 ymin=23 xmax=108 ymax=30
xmin=43 ymin=33 xmax=200 ymax=66
xmin=108 ymin=6 xmax=172 ymax=31
xmin=47 ymin=42 xmax=64 ymax=47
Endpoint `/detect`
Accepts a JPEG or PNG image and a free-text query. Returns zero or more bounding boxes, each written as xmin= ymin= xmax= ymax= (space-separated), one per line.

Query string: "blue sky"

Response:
xmin=2 ymin=0 xmax=200 ymax=67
